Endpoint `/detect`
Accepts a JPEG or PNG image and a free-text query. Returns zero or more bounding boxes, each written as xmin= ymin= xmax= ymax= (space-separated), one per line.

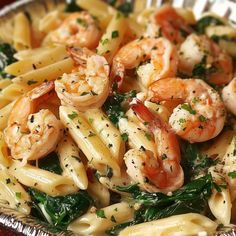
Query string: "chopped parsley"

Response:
xmin=121 ymin=133 xmax=128 ymax=142
xmin=15 ymin=192 xmax=22 ymax=199
xmin=199 ymin=115 xmax=207 ymax=122
xmin=181 ymin=104 xmax=196 ymax=115
xmin=144 ymin=132 xmax=152 ymax=141
xmin=101 ymin=38 xmax=109 ymax=45
xmin=76 ymin=18 xmax=88 ymax=27
xmin=68 ymin=111 xmax=78 ymax=120
xmin=228 ymin=171 xmax=236 ymax=179
xmin=96 ymin=209 xmax=106 ymax=219
xmin=88 ymin=118 xmax=94 ymax=124
xmin=111 ymin=31 xmax=119 ymax=39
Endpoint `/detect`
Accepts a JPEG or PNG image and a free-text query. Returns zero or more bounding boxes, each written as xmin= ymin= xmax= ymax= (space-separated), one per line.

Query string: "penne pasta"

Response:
xmin=96 ymin=12 xmax=127 ymax=63
xmin=57 ymin=134 xmax=88 ymax=190
xmin=8 ymin=160 xmax=79 ymax=196
xmin=5 ymin=45 xmax=68 ymax=76
xmin=87 ymin=178 xmax=110 ymax=208
xmin=68 ymin=202 xmax=134 ymax=235
xmin=0 ymin=131 xmax=11 ymax=170
xmin=119 ymin=213 xmax=217 ymax=236
xmin=0 ymin=83 xmax=30 ymax=109
xmin=0 ymin=101 xmax=15 ymax=131
xmin=208 ymin=168 xmax=232 ymax=224
xmin=0 ymin=170 xmax=31 ymax=215
xmin=84 ymin=108 xmax=125 ymax=166
xmin=59 ymin=106 xmax=121 ymax=177
xmin=13 ymin=13 xmax=32 ymax=51
xmin=13 ymin=58 xmax=74 ymax=86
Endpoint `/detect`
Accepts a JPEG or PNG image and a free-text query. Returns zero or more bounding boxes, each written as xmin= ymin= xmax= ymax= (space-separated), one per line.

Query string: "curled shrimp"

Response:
xmin=124 ymin=100 xmax=183 ymax=193
xmin=51 ymin=12 xmax=102 ymax=49
xmin=55 ymin=47 xmax=110 ymax=111
xmin=4 ymin=81 xmax=63 ymax=163
xmin=146 ymin=5 xmax=193 ymax=45
xmin=149 ymin=78 xmax=226 ymax=143
xmin=111 ymin=37 xmax=177 ymax=88
xmin=179 ymin=34 xmax=233 ymax=85
xmin=222 ymin=77 xmax=236 ymax=116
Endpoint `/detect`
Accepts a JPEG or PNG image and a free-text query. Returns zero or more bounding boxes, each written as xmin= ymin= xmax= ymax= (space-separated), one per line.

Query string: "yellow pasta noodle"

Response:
xmin=68 ymin=202 xmax=134 ymax=235
xmin=57 ymin=134 xmax=88 ymax=190
xmin=59 ymin=106 xmax=121 ymax=177
xmin=13 ymin=58 xmax=74 ymax=86
xmin=13 ymin=12 xmax=32 ymax=51
xmin=97 ymin=12 xmax=127 ymax=63
xmin=87 ymin=178 xmax=110 ymax=208
xmin=0 ymin=131 xmax=11 ymax=170
xmin=9 ymin=160 xmax=79 ymax=196
xmin=119 ymin=213 xmax=217 ymax=236
xmin=84 ymin=108 xmax=125 ymax=166
xmin=5 ymin=45 xmax=68 ymax=76
xmin=0 ymin=170 xmax=31 ymax=214
xmin=0 ymin=101 xmax=15 ymax=131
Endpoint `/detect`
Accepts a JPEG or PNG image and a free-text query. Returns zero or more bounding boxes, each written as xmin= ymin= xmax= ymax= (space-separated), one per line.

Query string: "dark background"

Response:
xmin=0 ymin=0 xmax=16 ymax=9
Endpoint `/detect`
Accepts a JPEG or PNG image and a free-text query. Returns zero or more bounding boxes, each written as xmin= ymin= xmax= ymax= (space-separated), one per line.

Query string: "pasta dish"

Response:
xmin=0 ymin=0 xmax=236 ymax=235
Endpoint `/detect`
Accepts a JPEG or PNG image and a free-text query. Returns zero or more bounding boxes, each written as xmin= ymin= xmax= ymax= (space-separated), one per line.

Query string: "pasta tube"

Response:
xmin=9 ymin=161 xmax=78 ymax=196
xmin=59 ymin=106 xmax=121 ymax=177
xmin=119 ymin=213 xmax=217 ymax=236
xmin=68 ymin=202 xmax=134 ymax=235
xmin=96 ymin=12 xmax=127 ymax=63
xmin=0 ymin=170 xmax=31 ymax=215
xmin=57 ymin=135 xmax=88 ymax=190
xmin=84 ymin=108 xmax=125 ymax=166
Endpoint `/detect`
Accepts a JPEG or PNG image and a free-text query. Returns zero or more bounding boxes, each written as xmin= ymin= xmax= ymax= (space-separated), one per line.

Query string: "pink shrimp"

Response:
xmin=4 ymin=81 xmax=63 ymax=163
xmin=111 ymin=37 xmax=177 ymax=88
xmin=51 ymin=12 xmax=102 ymax=49
xmin=147 ymin=5 xmax=193 ymax=45
xmin=149 ymin=78 xmax=226 ymax=143
xmin=179 ymin=34 xmax=233 ymax=85
xmin=124 ymin=100 xmax=183 ymax=193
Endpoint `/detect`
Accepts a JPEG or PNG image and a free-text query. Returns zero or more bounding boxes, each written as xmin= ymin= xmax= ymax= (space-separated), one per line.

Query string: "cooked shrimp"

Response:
xmin=124 ymin=100 xmax=184 ymax=193
xmin=222 ymin=77 xmax=236 ymax=116
xmin=179 ymin=34 xmax=233 ymax=85
xmin=55 ymin=47 xmax=109 ymax=111
xmin=4 ymin=81 xmax=63 ymax=163
xmin=146 ymin=5 xmax=193 ymax=45
xmin=149 ymin=78 xmax=226 ymax=143
xmin=51 ymin=12 xmax=102 ymax=49
xmin=111 ymin=37 xmax=177 ymax=88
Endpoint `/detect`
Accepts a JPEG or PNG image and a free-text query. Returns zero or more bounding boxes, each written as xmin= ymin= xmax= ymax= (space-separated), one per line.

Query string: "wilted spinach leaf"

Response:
xmin=29 ymin=188 xmax=93 ymax=227
xmin=107 ymin=174 xmax=214 ymax=235
xmin=195 ymin=16 xmax=224 ymax=34
xmin=64 ymin=0 xmax=83 ymax=12
xmin=103 ymin=90 xmax=136 ymax=126
xmin=0 ymin=43 xmax=17 ymax=78
xmin=181 ymin=143 xmax=217 ymax=180
xmin=38 ymin=152 xmax=62 ymax=175
xmin=192 ymin=55 xmax=217 ymax=80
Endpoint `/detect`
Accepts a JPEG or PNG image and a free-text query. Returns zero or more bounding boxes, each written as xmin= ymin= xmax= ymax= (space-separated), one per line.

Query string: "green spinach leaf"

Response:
xmin=107 ymin=174 xmax=214 ymax=235
xmin=103 ymin=90 xmax=136 ymax=126
xmin=195 ymin=16 xmax=224 ymax=34
xmin=29 ymin=188 xmax=93 ymax=227
xmin=38 ymin=152 xmax=63 ymax=175
xmin=0 ymin=43 xmax=17 ymax=78
xmin=65 ymin=0 xmax=83 ymax=12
